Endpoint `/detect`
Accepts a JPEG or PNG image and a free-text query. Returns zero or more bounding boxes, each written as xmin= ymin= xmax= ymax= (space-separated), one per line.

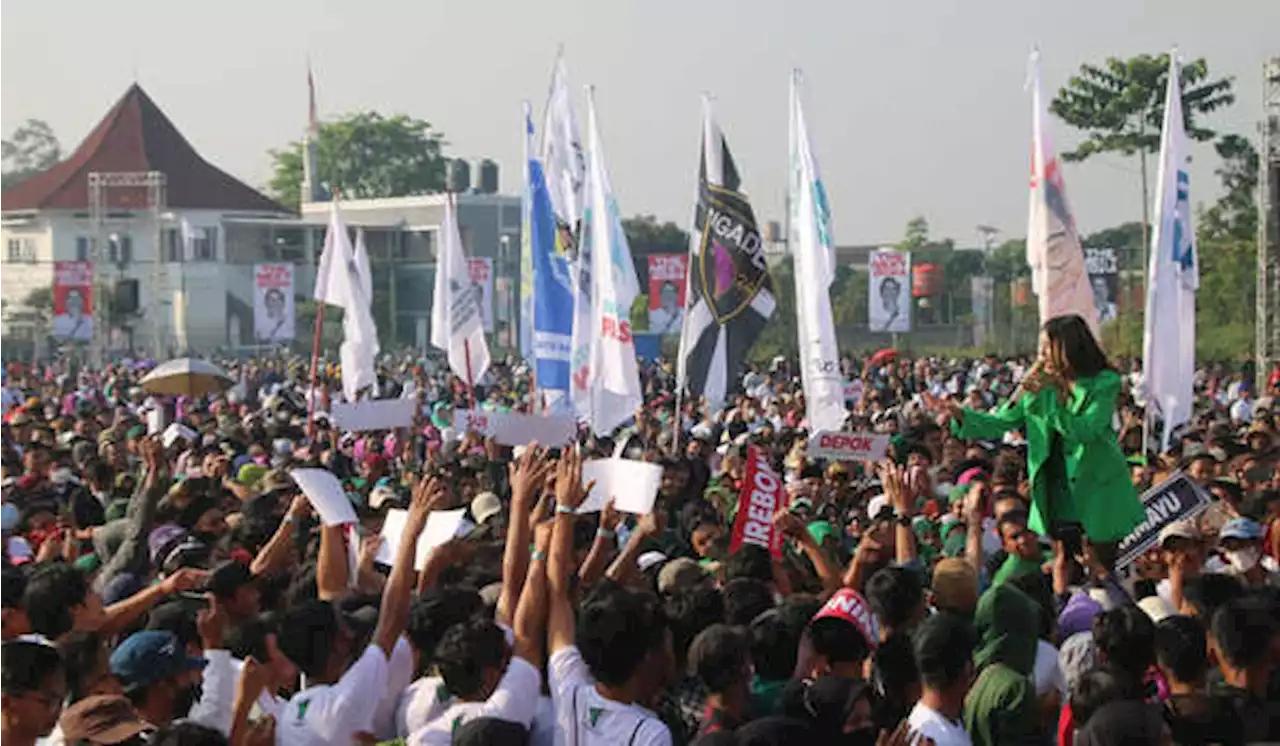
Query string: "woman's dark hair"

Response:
xmin=1042 ymin=314 xmax=1111 ymax=380
xmin=435 ymin=618 xmax=508 ymax=698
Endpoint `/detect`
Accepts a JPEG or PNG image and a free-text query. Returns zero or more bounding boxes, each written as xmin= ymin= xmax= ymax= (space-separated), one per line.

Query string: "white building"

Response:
xmin=1 ymin=84 xmax=292 ymax=357
xmin=1 ymin=83 xmax=523 ymax=360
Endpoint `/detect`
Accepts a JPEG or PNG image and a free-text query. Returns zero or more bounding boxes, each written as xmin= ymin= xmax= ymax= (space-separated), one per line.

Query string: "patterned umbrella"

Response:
xmin=140 ymin=358 xmax=233 ymax=398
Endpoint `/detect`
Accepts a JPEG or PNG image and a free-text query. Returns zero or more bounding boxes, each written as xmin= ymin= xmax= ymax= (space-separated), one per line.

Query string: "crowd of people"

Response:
xmin=2 ymin=333 xmax=1279 ymax=746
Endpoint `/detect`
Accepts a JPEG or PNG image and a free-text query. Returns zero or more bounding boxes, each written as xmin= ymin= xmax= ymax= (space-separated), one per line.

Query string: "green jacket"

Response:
xmin=953 ymin=369 xmax=1144 ymax=543
xmin=963 ymin=585 xmax=1040 ymax=746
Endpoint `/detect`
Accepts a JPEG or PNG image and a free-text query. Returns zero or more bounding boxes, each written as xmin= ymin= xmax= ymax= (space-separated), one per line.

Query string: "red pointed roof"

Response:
xmin=1 ymin=84 xmax=288 ymax=213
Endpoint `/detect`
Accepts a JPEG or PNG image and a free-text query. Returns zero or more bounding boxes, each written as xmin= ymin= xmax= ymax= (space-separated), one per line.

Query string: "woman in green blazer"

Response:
xmin=925 ymin=315 xmax=1145 ymax=547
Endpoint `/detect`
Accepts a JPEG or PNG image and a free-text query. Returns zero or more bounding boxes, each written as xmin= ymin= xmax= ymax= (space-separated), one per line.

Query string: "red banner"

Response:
xmin=647 ymin=254 xmax=687 ymax=336
xmin=729 ymin=445 xmax=788 ymax=558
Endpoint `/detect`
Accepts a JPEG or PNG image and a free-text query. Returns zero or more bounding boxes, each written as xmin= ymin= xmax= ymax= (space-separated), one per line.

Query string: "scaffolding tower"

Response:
xmin=87 ymin=171 xmax=167 ymax=363
xmin=1259 ymin=59 xmax=1280 ymax=373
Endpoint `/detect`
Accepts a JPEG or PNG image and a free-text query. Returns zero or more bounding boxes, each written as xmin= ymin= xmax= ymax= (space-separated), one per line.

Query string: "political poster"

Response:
xmin=647 ymin=254 xmax=687 ymax=336
xmin=1084 ymin=248 xmax=1120 ymax=324
xmin=254 ymin=263 xmax=295 ymax=343
xmin=466 ymin=257 xmax=495 ymax=333
xmin=52 ymin=261 xmax=94 ymax=342
xmin=806 ymin=431 xmax=891 ymax=462
xmin=1115 ymin=471 xmax=1211 ymax=570
xmin=868 ymin=249 xmax=910 ymax=333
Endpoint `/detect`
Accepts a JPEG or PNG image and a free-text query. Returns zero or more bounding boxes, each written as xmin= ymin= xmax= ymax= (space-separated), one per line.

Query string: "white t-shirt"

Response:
xmin=396 ymin=676 xmax=454 ymax=737
xmin=372 ymin=637 xmax=416 ymax=740
xmin=408 ymin=657 xmax=542 ymax=745
xmin=906 ymin=701 xmax=971 ymax=746
xmin=549 ymin=646 xmax=671 ymax=746
xmin=275 ymin=644 xmax=389 ymax=746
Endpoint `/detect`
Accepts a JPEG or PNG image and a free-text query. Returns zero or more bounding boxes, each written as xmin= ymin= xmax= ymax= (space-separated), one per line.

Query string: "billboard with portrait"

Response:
xmin=52 ymin=261 xmax=94 ymax=342
xmin=868 ymin=249 xmax=910 ymax=333
xmin=1084 ymin=247 xmax=1119 ymax=324
xmin=254 ymin=263 xmax=295 ymax=343
xmin=647 ymin=254 xmax=687 ymax=336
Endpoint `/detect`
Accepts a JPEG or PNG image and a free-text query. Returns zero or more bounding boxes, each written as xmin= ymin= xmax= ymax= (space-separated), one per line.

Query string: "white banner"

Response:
xmin=466 ymin=257 xmax=495 ymax=333
xmin=254 ymin=263 xmax=296 ymax=343
xmin=455 ymin=408 xmax=577 ymax=447
xmin=868 ymin=249 xmax=910 ymax=333
xmin=806 ymin=431 xmax=891 ymax=462
xmin=331 ymin=399 xmax=416 ymax=432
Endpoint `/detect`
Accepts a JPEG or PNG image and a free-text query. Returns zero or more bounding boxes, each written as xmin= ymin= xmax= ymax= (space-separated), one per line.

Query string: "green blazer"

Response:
xmin=952 ymin=369 xmax=1144 ymax=543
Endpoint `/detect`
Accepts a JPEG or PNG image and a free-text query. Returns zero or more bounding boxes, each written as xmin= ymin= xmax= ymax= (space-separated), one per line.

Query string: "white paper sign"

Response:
xmin=147 ymin=408 xmax=166 ymax=435
xmin=420 ymin=508 xmax=475 ymax=550
xmin=290 ymin=468 xmax=358 ymax=525
xmin=456 ymin=408 xmax=576 ymax=447
xmin=332 ymin=399 xmax=417 ymax=432
xmin=807 ymin=431 xmax=891 ymax=462
xmin=375 ymin=509 xmax=432 ymax=570
xmin=578 ymin=458 xmax=663 ymax=515
xmin=162 ymin=423 xmax=197 ymax=449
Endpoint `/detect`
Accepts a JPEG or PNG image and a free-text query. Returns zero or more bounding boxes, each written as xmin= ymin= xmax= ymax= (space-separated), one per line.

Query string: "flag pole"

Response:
xmin=307 ymin=187 xmax=340 ymax=440
xmin=464 ymin=339 xmax=476 ymax=408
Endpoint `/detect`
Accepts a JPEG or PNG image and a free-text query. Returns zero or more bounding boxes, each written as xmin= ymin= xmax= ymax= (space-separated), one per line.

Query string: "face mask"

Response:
xmin=173 ymin=683 xmax=202 ymax=718
xmin=0 ymin=504 xmax=18 ymax=533
xmin=1225 ymin=548 xmax=1260 ymax=573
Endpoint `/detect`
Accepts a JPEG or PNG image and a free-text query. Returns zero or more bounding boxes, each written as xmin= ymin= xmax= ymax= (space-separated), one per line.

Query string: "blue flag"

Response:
xmin=526 ymin=110 xmax=575 ymax=411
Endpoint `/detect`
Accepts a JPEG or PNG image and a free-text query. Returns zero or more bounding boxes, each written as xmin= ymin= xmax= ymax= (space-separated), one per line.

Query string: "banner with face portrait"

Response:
xmin=254 ymin=263 xmax=295 ymax=343
xmin=466 ymin=257 xmax=495 ymax=333
xmin=1084 ymin=248 xmax=1119 ymax=325
xmin=647 ymin=254 xmax=687 ymax=336
xmin=868 ymin=249 xmax=910 ymax=333
xmin=52 ymin=261 xmax=94 ymax=342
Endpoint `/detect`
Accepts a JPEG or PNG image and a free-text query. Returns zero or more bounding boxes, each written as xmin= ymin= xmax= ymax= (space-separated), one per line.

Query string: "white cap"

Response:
xmin=867 ymin=494 xmax=891 ymax=521
xmin=638 ymin=551 xmax=668 ymax=573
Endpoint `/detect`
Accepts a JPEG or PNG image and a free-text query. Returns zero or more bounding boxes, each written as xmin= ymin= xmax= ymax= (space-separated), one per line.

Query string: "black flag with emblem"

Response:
xmin=677 ymin=99 xmax=777 ymax=405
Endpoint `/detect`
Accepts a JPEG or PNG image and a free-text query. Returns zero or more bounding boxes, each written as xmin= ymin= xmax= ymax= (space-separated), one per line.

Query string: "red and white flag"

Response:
xmin=1026 ymin=50 xmax=1099 ymax=337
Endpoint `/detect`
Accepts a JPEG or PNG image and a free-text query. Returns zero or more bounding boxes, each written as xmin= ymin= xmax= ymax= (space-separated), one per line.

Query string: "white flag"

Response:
xmin=1142 ymin=52 xmax=1199 ymax=450
xmin=583 ymin=88 xmax=642 ymax=436
xmin=1027 ymin=50 xmax=1099 ymax=337
xmin=353 ymin=228 xmax=373 ymax=306
xmin=789 ymin=71 xmax=845 ymax=433
xmin=540 ymin=53 xmax=593 ymax=422
xmin=431 ymin=195 xmax=492 ymax=385
xmin=315 ymin=201 xmax=379 ymax=401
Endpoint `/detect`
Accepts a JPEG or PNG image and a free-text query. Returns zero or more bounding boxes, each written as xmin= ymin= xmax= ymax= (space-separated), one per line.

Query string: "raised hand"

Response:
xmin=772 ymin=508 xmax=807 ymax=542
xmin=599 ymin=499 xmax=621 ymax=533
xmin=879 ymin=461 xmax=910 ymax=516
xmin=633 ymin=506 xmax=667 ymax=541
xmin=554 ymin=447 xmax=588 ymax=511
xmin=509 ymin=443 xmax=553 ymax=507
xmin=409 ymin=473 xmax=448 ymax=527
xmin=162 ymin=567 xmax=210 ymax=595
xmin=196 ymin=594 xmax=228 ymax=650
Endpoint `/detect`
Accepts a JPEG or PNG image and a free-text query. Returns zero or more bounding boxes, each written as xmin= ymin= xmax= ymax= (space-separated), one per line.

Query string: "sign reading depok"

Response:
xmin=1115 ymin=471 xmax=1211 ymax=569
xmin=729 ymin=445 xmax=788 ymax=558
xmin=806 ymin=431 xmax=891 ymax=462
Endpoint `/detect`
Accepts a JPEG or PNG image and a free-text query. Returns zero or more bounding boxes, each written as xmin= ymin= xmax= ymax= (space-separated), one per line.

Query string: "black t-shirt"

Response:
xmin=1163 ymin=693 xmax=1243 ymax=746
xmin=1208 ymin=683 xmax=1280 ymax=744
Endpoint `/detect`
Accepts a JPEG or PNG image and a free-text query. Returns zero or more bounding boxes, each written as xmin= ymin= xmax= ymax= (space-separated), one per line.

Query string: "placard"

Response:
xmin=728 ymin=445 xmax=787 ymax=558
xmin=806 ymin=431 xmax=891 ymax=462
xmin=1084 ymin=247 xmax=1119 ymax=324
xmin=456 ymin=408 xmax=576 ymax=447
xmin=290 ymin=468 xmax=358 ymax=525
xmin=331 ymin=399 xmax=416 ymax=432
xmin=1115 ymin=471 xmax=1211 ymax=569
xmin=375 ymin=508 xmax=474 ymax=570
xmin=577 ymin=458 xmax=663 ymax=515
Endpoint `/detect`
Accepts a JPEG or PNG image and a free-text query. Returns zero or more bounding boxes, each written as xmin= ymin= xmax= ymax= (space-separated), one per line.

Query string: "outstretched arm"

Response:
xmin=548 ymin=448 xmax=586 ymax=655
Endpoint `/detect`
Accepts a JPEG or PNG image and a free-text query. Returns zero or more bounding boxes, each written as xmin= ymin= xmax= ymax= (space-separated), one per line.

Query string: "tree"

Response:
xmin=1050 ymin=53 xmax=1234 ymax=267
xmin=1200 ymin=134 xmax=1259 ymax=242
xmin=2 ymin=119 xmax=61 ymax=190
xmin=899 ymin=216 xmax=930 ymax=252
xmin=621 ymin=215 xmax=689 ymax=255
xmin=268 ymin=112 xmax=448 ymax=207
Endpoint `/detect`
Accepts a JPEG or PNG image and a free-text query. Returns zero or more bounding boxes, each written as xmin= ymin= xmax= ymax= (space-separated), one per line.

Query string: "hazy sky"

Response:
xmin=3 ymin=0 xmax=1277 ymax=246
